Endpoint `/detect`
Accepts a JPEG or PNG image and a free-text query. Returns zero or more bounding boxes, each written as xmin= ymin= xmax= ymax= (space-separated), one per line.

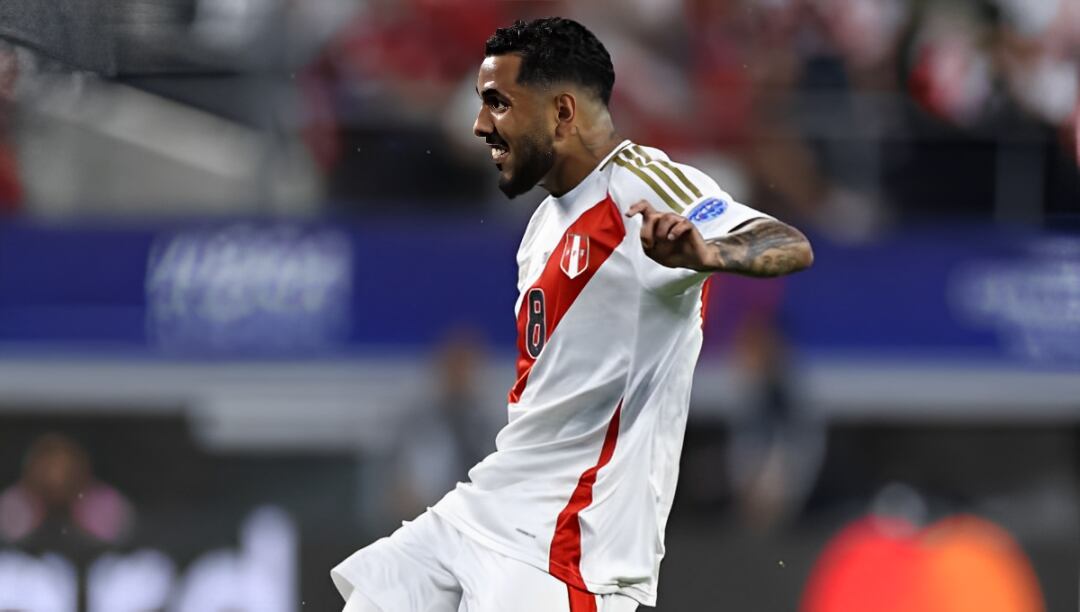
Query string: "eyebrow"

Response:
xmin=477 ymin=87 xmax=504 ymax=99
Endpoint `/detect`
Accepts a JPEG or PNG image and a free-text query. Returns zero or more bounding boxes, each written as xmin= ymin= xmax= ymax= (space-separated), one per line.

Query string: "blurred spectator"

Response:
xmin=304 ymin=0 xmax=516 ymax=209
xmin=891 ymin=0 xmax=1079 ymax=221
xmin=682 ymin=275 xmax=826 ymax=530
xmin=388 ymin=330 xmax=496 ymax=519
xmin=0 ymin=433 xmax=135 ymax=545
xmin=719 ymin=281 xmax=826 ymax=531
xmin=0 ymin=42 xmax=21 ymax=214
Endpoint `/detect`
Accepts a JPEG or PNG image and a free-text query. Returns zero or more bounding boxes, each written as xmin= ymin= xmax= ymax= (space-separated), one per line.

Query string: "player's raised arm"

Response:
xmin=700 ymin=216 xmax=813 ymax=277
xmin=626 ymin=201 xmax=813 ymax=278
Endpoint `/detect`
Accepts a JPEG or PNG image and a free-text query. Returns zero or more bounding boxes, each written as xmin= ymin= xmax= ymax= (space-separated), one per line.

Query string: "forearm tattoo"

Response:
xmin=705 ymin=220 xmax=813 ymax=277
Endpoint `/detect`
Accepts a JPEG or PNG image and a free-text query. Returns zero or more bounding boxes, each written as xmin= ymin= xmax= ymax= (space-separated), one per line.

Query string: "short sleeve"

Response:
xmin=675 ymin=164 xmax=772 ymax=240
xmin=609 ymin=146 xmax=771 ymax=295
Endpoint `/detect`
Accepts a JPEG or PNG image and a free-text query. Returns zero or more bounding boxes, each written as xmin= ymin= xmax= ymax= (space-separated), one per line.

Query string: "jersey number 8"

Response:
xmin=526 ymin=288 xmax=546 ymax=359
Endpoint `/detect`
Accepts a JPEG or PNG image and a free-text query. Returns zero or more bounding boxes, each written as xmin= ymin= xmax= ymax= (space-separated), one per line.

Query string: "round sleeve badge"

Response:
xmin=687 ymin=197 xmax=728 ymax=223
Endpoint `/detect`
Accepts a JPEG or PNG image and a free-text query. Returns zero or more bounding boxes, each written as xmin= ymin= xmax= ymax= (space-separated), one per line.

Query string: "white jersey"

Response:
xmin=432 ymin=141 xmax=770 ymax=606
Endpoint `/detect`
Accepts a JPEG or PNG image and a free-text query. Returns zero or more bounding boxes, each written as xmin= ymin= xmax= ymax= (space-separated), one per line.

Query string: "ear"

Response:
xmin=553 ymin=92 xmax=577 ymax=139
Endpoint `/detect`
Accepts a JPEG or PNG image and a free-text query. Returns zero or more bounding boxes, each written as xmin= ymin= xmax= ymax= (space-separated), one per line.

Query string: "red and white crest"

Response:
xmin=560 ymin=233 xmax=590 ymax=279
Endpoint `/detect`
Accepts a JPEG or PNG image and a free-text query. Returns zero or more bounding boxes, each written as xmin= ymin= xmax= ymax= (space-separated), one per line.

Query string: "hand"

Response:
xmin=626 ymin=200 xmax=715 ymax=271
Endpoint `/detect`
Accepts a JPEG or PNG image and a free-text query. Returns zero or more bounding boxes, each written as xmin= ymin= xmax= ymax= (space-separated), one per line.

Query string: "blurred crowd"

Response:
xmin=0 ymin=0 xmax=1076 ymax=230
xmin=300 ymin=0 xmax=1080 ymax=232
xmin=0 ymin=434 xmax=134 ymax=547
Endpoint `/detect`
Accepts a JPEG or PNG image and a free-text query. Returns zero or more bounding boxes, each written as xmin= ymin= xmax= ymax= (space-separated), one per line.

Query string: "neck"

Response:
xmin=543 ymin=127 xmax=623 ymax=197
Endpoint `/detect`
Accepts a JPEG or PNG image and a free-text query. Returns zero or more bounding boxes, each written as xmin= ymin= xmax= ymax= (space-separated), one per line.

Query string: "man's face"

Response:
xmin=473 ymin=54 xmax=556 ymax=198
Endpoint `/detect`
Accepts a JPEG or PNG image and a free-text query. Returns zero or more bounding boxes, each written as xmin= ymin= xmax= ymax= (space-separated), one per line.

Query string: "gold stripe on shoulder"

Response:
xmin=641 ymin=162 xmax=692 ymax=207
xmin=602 ymin=142 xmax=635 ymax=169
xmin=632 ymin=145 xmax=654 ymax=162
xmin=613 ymin=156 xmax=683 ymax=212
xmin=656 ymin=160 xmax=703 ymax=199
xmin=625 ymin=147 xmax=692 ymax=207
xmin=620 ymin=148 xmax=646 ymax=166
xmin=633 ymin=144 xmax=706 ymax=201
xmin=626 ymin=143 xmax=648 ymax=162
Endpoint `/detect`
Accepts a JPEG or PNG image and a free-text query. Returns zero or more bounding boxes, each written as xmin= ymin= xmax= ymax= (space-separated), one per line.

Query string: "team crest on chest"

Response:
xmin=559 ymin=233 xmax=590 ymax=279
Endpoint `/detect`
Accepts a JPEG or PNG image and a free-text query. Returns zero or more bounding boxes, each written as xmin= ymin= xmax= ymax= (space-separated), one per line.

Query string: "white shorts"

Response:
xmin=331 ymin=510 xmax=639 ymax=612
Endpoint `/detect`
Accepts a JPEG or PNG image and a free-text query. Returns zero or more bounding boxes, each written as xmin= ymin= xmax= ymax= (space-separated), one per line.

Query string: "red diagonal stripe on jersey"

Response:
xmin=508 ymin=195 xmax=625 ymax=404
xmin=549 ymin=401 xmax=622 ymax=591
xmin=567 ymin=584 xmax=598 ymax=612
xmin=700 ymin=276 xmax=712 ymax=330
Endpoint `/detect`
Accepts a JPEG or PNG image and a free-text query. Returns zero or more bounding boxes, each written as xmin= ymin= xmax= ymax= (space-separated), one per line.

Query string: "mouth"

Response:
xmin=488 ymin=143 xmax=509 ymax=167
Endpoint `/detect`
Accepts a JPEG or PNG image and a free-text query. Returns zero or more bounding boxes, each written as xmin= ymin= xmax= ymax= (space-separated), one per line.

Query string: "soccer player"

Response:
xmin=332 ymin=17 xmax=813 ymax=612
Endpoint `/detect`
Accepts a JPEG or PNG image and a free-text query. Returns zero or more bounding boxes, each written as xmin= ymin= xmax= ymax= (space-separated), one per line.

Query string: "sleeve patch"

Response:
xmin=687 ymin=197 xmax=728 ymax=223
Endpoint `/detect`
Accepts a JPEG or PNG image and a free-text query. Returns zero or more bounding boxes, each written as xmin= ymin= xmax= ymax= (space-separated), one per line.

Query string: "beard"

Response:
xmin=497 ymin=131 xmax=555 ymax=199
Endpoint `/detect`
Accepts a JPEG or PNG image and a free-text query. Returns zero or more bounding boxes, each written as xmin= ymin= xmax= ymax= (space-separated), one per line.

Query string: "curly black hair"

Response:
xmin=484 ymin=17 xmax=615 ymax=107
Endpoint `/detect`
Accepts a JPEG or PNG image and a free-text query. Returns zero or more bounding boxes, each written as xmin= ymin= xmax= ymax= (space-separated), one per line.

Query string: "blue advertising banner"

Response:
xmin=0 ymin=219 xmax=1077 ymax=366
xmin=782 ymin=226 xmax=1080 ymax=365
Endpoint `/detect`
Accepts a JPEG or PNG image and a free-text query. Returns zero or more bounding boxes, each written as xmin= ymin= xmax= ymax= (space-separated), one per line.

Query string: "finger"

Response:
xmin=626 ymin=200 xmax=657 ymax=218
xmin=654 ymin=214 xmax=683 ymax=242
xmin=639 ymin=212 xmax=661 ymax=249
xmin=668 ymin=219 xmax=694 ymax=241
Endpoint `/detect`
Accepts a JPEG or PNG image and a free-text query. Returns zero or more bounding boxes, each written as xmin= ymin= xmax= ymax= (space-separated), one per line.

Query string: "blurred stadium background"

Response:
xmin=0 ymin=0 xmax=1078 ymax=610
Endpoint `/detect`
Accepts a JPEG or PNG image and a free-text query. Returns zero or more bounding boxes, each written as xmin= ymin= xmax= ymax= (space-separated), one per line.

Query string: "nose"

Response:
xmin=473 ymin=105 xmax=492 ymax=139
